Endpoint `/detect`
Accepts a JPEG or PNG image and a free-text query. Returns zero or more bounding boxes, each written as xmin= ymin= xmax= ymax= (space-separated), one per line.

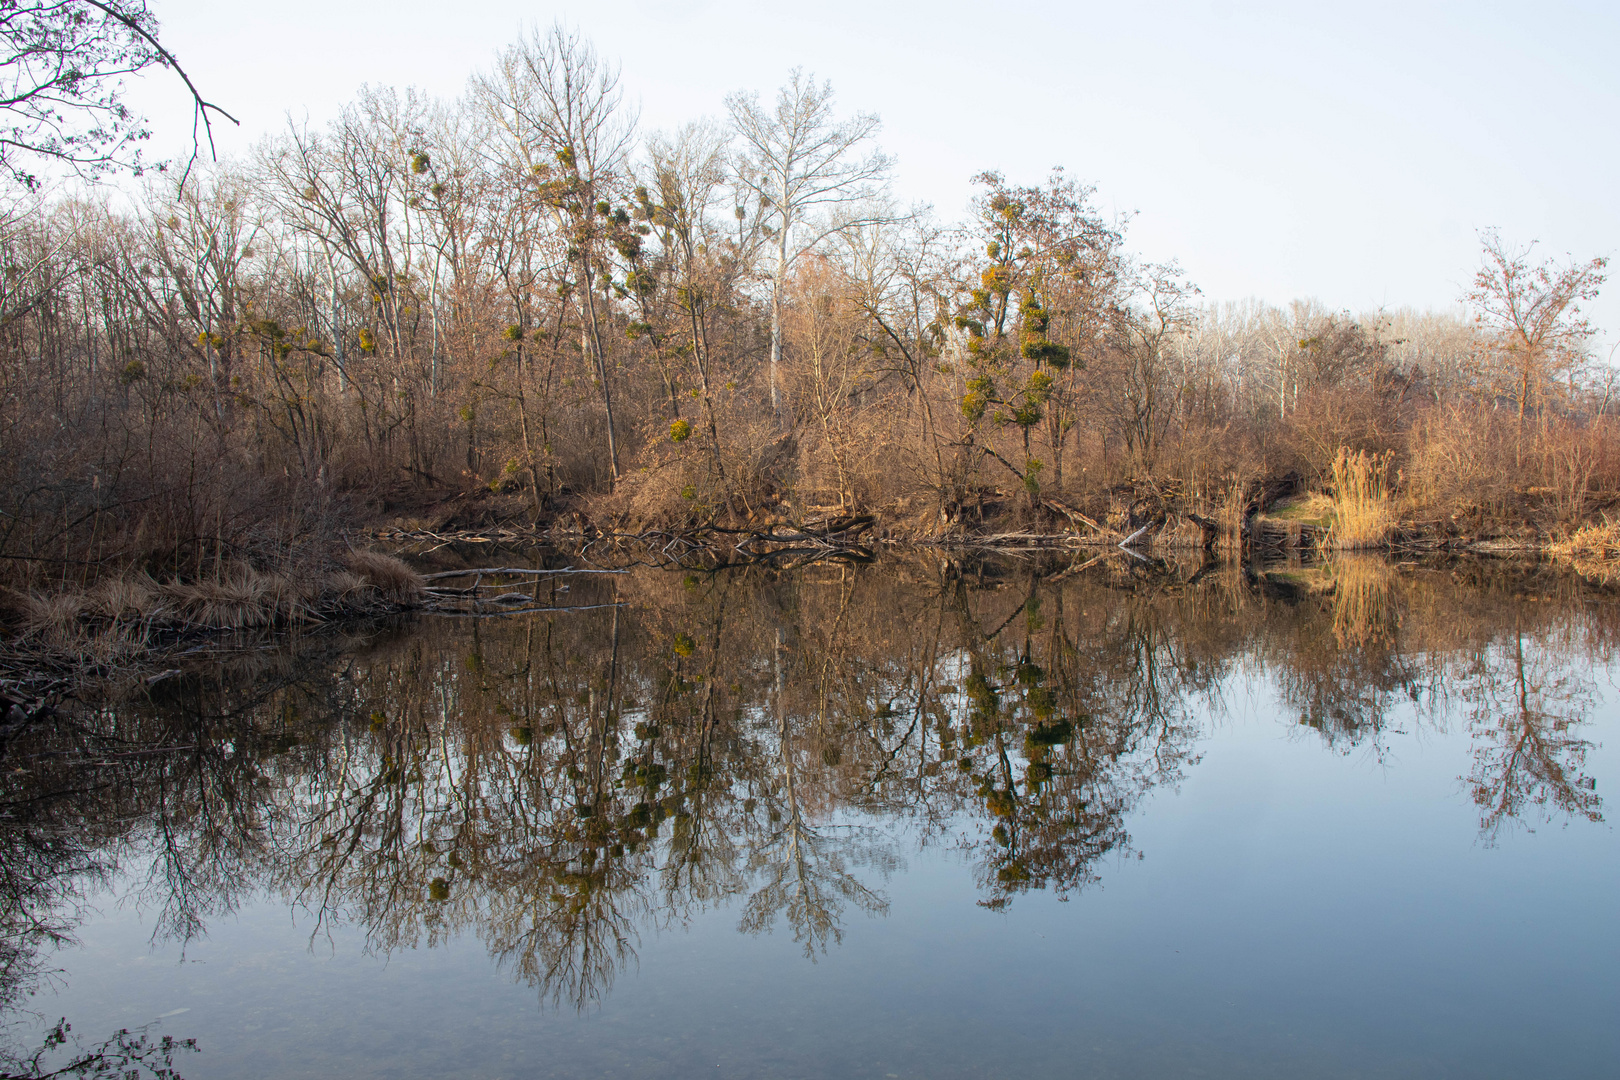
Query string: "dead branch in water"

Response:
xmin=428 ymin=602 xmax=628 ymax=618
xmin=421 ymin=567 xmax=627 ymax=580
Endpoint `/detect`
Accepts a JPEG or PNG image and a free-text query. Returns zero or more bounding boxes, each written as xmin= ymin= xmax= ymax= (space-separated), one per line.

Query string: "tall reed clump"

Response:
xmin=1327 ymin=448 xmax=1396 ymax=550
xmin=1212 ymin=475 xmax=1247 ymax=553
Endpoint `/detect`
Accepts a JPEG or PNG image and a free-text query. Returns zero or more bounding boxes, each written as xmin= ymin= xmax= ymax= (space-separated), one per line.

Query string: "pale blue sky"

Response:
xmin=125 ymin=0 xmax=1619 ymax=341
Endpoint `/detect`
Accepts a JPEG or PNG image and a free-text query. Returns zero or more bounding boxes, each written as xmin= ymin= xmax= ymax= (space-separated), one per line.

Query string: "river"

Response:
xmin=2 ymin=551 xmax=1615 ymax=1078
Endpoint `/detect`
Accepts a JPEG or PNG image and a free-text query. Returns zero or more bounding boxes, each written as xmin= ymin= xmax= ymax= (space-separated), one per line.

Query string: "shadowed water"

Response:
xmin=1 ymin=553 xmax=1616 ymax=1078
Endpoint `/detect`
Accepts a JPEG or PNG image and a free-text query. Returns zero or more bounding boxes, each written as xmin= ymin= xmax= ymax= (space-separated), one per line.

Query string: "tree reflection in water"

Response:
xmin=0 ymin=552 xmax=1611 ymax=1021
xmin=1461 ymin=627 xmax=1603 ymax=841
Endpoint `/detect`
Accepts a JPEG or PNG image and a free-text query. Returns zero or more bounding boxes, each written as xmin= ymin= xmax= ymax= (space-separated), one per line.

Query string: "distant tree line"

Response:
xmin=0 ymin=23 xmax=1611 ymax=588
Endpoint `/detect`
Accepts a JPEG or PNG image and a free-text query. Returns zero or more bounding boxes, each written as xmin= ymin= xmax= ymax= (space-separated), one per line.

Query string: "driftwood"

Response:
xmin=419 ymin=565 xmax=629 ymax=611
xmin=0 ymin=686 xmax=55 ymax=744
xmin=1044 ymin=499 xmax=1113 ymax=537
xmin=430 ymin=602 xmax=627 ymax=618
xmin=1118 ymin=525 xmax=1152 ymax=549
xmin=382 ymin=516 xmax=880 ymax=572
xmin=1043 ymin=553 xmax=1112 ymax=582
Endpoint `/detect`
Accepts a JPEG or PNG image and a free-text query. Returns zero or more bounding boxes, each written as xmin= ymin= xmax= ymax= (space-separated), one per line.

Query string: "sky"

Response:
xmin=120 ymin=0 xmax=1620 ymax=344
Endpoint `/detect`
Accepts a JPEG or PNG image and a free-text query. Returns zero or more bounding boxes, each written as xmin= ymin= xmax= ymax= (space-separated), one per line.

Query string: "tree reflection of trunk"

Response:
xmin=660 ymin=575 xmax=746 ymax=916
xmin=738 ymin=696 xmax=890 ymax=958
xmin=1466 ymin=627 xmax=1602 ymax=842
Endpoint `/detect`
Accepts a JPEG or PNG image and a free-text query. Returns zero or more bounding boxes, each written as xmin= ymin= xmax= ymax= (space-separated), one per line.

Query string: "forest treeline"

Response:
xmin=0 ymin=25 xmax=1613 ymax=595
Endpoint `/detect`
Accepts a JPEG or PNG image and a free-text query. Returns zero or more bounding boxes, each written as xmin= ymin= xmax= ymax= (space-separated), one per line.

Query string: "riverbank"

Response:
xmin=0 ymin=550 xmax=631 ymax=712
xmin=363 ymin=457 xmax=1615 ymax=563
xmin=0 ymin=550 xmax=427 ymax=705
xmin=4 ymin=487 xmax=1617 ymax=716
xmin=368 ymin=498 xmax=1598 ymax=564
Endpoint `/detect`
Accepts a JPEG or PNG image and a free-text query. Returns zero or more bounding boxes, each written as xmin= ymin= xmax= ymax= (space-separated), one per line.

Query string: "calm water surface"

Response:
xmin=3 ymin=553 xmax=1616 ymax=1078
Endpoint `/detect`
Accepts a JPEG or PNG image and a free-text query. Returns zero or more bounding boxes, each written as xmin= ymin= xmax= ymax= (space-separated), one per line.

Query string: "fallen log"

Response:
xmin=428 ymin=601 xmax=627 ymax=618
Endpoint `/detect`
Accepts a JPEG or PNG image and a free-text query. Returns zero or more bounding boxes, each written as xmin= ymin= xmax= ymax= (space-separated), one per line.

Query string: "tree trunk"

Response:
xmin=578 ymin=255 xmax=620 ymax=484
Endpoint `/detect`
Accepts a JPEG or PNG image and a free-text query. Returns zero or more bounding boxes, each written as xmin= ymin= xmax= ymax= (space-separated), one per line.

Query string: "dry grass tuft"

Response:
xmin=5 ymin=551 xmax=425 ymax=662
xmin=1548 ymin=518 xmax=1620 ymax=582
xmin=343 ymin=550 xmax=426 ymax=605
xmin=22 ymin=592 xmax=89 ymax=644
xmin=1327 ymin=448 xmax=1396 ymax=550
xmin=320 ymin=570 xmax=370 ymax=599
xmin=1218 ymin=477 xmax=1247 ymax=552
xmin=1548 ymin=518 xmax=1620 ymax=560
xmin=155 ymin=557 xmax=423 ymax=629
xmin=162 ymin=568 xmax=282 ymax=630
xmin=87 ymin=574 xmax=158 ymax=618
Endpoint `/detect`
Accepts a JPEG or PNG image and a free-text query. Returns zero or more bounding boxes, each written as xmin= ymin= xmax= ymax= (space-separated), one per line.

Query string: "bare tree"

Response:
xmin=726 ymin=69 xmax=891 ymax=418
xmin=844 ymin=215 xmax=956 ymax=508
xmin=783 ymin=256 xmax=879 ymax=508
xmin=476 ymin=23 xmax=636 ymax=484
xmin=1463 ymin=229 xmax=1608 ymax=421
xmin=0 ymin=0 xmax=236 ymax=189
xmin=1114 ymin=261 xmax=1200 ymax=472
xmin=639 ymin=122 xmax=733 ymax=484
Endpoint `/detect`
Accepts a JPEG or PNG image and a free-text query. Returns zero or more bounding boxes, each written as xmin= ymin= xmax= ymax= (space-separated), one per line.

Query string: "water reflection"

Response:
xmin=0 ymin=553 xmax=1612 ymax=1026
xmin=1462 ymin=627 xmax=1603 ymax=840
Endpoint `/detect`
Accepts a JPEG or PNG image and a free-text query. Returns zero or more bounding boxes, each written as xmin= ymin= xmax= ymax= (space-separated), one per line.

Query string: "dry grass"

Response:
xmin=164 ymin=568 xmax=286 ymax=629
xmin=1547 ymin=518 xmax=1620 ymax=582
xmin=1548 ymin=518 xmax=1620 ymax=560
xmin=321 ymin=570 xmax=370 ymax=599
xmin=87 ymin=575 xmax=158 ymax=618
xmin=1327 ymin=448 xmax=1396 ymax=550
xmin=344 ymin=551 xmax=427 ymax=605
xmin=22 ymin=592 xmax=90 ymax=645
xmin=1156 ymin=515 xmax=1209 ymax=548
xmin=7 ymin=551 xmax=425 ymax=652
xmin=1266 ymin=492 xmax=1336 ymax=527
xmin=1217 ymin=477 xmax=1247 ymax=552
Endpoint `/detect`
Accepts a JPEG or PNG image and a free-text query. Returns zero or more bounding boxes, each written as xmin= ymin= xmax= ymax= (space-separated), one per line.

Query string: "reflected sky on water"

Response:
xmin=2 ymin=553 xmax=1616 ymax=1078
